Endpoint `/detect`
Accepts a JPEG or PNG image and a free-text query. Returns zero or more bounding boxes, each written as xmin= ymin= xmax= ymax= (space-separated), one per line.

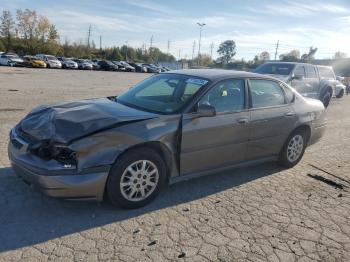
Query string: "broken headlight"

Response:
xmin=51 ymin=145 xmax=77 ymax=166
xmin=31 ymin=142 xmax=77 ymax=167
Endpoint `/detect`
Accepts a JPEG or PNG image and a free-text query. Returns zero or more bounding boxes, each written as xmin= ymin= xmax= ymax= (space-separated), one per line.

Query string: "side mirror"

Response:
xmin=196 ymin=104 xmax=216 ymax=117
xmin=292 ymin=74 xmax=304 ymax=80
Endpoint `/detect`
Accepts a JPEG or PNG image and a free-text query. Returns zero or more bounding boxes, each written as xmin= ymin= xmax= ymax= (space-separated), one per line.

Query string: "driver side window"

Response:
xmin=198 ymin=79 xmax=245 ymax=113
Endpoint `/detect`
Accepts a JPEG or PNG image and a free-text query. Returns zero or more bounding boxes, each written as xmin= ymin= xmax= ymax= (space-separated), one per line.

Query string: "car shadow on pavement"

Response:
xmin=0 ymin=162 xmax=283 ymax=252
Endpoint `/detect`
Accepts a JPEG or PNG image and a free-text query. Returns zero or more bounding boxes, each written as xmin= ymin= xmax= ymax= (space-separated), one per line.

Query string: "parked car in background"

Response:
xmin=317 ymin=65 xmax=344 ymax=99
xmin=158 ymin=65 xmax=171 ymax=72
xmin=73 ymin=59 xmax=93 ymax=70
xmin=142 ymin=63 xmax=161 ymax=73
xmin=129 ymin=62 xmax=147 ymax=73
xmin=0 ymin=53 xmax=24 ymax=67
xmin=119 ymin=61 xmax=136 ymax=72
xmin=254 ymin=62 xmax=335 ymax=107
xmin=87 ymin=60 xmax=101 ymax=70
xmin=112 ymin=61 xmax=126 ymax=71
xmin=334 ymin=79 xmax=346 ymax=98
xmin=8 ymin=69 xmax=326 ymax=208
xmin=22 ymin=56 xmax=46 ymax=68
xmin=98 ymin=60 xmax=118 ymax=71
xmin=36 ymin=54 xmax=62 ymax=69
xmin=57 ymin=57 xmax=78 ymax=69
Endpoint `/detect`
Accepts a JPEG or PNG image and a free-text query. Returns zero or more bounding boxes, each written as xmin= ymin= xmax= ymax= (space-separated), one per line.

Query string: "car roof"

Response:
xmin=165 ymin=69 xmax=272 ymax=81
xmin=262 ymin=61 xmax=313 ymax=66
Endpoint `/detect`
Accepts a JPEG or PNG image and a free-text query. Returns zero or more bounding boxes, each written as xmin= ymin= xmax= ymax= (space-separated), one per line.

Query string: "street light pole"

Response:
xmin=197 ymin=22 xmax=206 ymax=66
xmin=125 ymin=41 xmax=128 ymax=61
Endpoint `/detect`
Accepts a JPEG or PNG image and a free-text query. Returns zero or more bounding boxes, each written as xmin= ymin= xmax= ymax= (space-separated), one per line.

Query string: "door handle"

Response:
xmin=237 ymin=118 xmax=249 ymax=124
xmin=285 ymin=112 xmax=296 ymax=117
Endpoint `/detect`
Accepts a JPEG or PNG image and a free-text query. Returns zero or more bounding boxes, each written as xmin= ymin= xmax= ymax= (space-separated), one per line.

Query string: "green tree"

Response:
xmin=0 ymin=10 xmax=15 ymax=52
xmin=279 ymin=49 xmax=300 ymax=62
xmin=217 ymin=40 xmax=236 ymax=64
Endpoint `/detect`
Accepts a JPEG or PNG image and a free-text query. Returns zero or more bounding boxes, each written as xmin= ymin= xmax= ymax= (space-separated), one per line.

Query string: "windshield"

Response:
xmin=45 ymin=55 xmax=57 ymax=60
xmin=117 ymin=74 xmax=209 ymax=114
xmin=5 ymin=55 xmax=18 ymax=59
xmin=255 ymin=63 xmax=295 ymax=76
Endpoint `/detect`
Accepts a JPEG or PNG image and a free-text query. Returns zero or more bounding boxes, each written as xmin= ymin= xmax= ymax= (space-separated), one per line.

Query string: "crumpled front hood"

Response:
xmin=19 ymin=98 xmax=158 ymax=144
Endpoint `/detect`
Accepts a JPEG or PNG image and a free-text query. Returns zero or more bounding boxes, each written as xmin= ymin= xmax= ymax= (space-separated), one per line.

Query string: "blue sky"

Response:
xmin=1 ymin=0 xmax=349 ymax=59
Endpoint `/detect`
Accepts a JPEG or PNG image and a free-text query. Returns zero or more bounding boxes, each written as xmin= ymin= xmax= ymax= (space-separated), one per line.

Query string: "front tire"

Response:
xmin=106 ymin=148 xmax=166 ymax=209
xmin=279 ymin=130 xmax=307 ymax=168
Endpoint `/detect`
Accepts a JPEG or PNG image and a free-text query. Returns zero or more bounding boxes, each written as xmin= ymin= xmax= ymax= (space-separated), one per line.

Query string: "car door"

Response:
xmin=246 ymin=79 xmax=297 ymax=161
xmin=304 ymin=65 xmax=320 ymax=98
xmin=0 ymin=55 xmax=6 ymax=65
xmin=180 ymin=78 xmax=250 ymax=175
xmin=290 ymin=65 xmax=307 ymax=95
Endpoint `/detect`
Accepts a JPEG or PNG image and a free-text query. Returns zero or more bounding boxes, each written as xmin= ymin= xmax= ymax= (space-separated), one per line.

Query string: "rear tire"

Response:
xmin=321 ymin=89 xmax=332 ymax=108
xmin=278 ymin=130 xmax=307 ymax=168
xmin=336 ymin=89 xmax=344 ymax=98
xmin=106 ymin=148 xmax=166 ymax=209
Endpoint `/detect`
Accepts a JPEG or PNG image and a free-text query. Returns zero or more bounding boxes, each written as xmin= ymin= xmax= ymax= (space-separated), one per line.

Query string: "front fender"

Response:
xmin=69 ymin=115 xmax=182 ymax=171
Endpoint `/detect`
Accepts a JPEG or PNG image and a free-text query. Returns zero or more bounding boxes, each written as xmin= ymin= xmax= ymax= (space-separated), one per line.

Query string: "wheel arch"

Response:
xmin=319 ymin=84 xmax=333 ymax=99
xmin=102 ymin=141 xmax=175 ymax=201
xmin=113 ymin=141 xmax=174 ymax=181
xmin=291 ymin=124 xmax=311 ymax=144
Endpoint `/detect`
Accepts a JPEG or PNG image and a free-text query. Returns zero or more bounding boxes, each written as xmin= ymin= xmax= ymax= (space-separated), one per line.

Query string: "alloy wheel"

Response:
xmin=120 ymin=160 xmax=159 ymax=202
xmin=287 ymin=135 xmax=304 ymax=163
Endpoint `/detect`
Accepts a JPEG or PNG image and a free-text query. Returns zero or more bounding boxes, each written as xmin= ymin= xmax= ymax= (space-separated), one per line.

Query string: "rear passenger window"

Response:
xmin=249 ymin=80 xmax=285 ymax=108
xmin=305 ymin=65 xmax=317 ymax=78
xmin=318 ymin=67 xmax=335 ymax=79
xmin=199 ymin=79 xmax=245 ymax=112
xmin=294 ymin=65 xmax=305 ymax=77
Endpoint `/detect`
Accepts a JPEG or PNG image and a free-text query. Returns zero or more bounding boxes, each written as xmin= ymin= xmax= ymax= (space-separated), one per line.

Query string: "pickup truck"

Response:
xmin=254 ymin=62 xmax=336 ymax=107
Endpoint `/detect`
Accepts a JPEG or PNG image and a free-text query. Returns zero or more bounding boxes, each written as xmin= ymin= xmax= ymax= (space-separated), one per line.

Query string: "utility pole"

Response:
xmin=142 ymin=42 xmax=145 ymax=54
xmin=274 ymin=40 xmax=279 ymax=60
xmin=192 ymin=41 xmax=196 ymax=61
xmin=178 ymin=49 xmax=181 ymax=61
xmin=125 ymin=41 xmax=128 ymax=61
xmin=87 ymin=24 xmax=92 ymax=48
xmin=150 ymin=35 xmax=154 ymax=60
xmin=196 ymin=22 xmax=206 ymax=66
xmin=99 ymin=35 xmax=102 ymax=50
xmin=210 ymin=42 xmax=214 ymax=60
xmin=167 ymin=40 xmax=170 ymax=55
xmin=150 ymin=35 xmax=153 ymax=50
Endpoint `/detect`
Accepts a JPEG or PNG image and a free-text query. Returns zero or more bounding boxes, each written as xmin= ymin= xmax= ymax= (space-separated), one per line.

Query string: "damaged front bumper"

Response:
xmin=8 ymin=128 xmax=110 ymax=201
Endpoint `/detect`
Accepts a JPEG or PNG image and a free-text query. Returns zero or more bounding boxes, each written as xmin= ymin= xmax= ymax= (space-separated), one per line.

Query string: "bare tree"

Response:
xmin=0 ymin=10 xmax=15 ymax=51
xmin=259 ymin=51 xmax=270 ymax=61
xmin=301 ymin=47 xmax=318 ymax=62
xmin=333 ymin=51 xmax=347 ymax=60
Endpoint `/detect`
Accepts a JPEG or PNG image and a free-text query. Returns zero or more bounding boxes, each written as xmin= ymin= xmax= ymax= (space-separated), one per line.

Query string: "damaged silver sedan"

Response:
xmin=9 ymin=69 xmax=327 ymax=208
